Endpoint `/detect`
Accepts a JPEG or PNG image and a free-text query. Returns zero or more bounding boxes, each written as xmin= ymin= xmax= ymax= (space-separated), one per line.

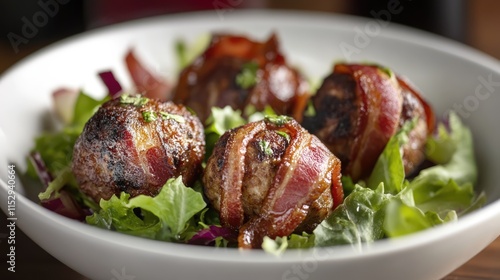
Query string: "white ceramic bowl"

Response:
xmin=1 ymin=10 xmax=500 ymax=280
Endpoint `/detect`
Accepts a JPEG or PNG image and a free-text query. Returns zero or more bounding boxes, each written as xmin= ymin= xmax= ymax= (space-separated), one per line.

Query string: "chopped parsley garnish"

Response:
xmin=160 ymin=112 xmax=185 ymax=123
xmin=276 ymin=131 xmax=291 ymax=143
xmin=265 ymin=115 xmax=292 ymax=126
xmin=142 ymin=111 xmax=157 ymax=123
xmin=236 ymin=61 xmax=259 ymax=89
xmin=304 ymin=100 xmax=316 ymax=117
xmin=258 ymin=140 xmax=273 ymax=156
xmin=120 ymin=94 xmax=149 ymax=107
xmin=175 ymin=40 xmax=189 ymax=71
xmin=377 ymin=65 xmax=394 ymax=79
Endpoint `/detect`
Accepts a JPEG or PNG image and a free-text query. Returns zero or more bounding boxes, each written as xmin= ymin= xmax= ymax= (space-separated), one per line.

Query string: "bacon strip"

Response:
xmin=397 ymin=76 xmax=435 ymax=133
xmin=219 ymin=121 xmax=267 ymax=230
xmin=203 ymin=33 xmax=284 ymax=66
xmin=173 ymin=34 xmax=310 ymax=123
xmin=334 ymin=64 xmax=403 ymax=180
xmin=238 ymin=121 xmax=342 ymax=248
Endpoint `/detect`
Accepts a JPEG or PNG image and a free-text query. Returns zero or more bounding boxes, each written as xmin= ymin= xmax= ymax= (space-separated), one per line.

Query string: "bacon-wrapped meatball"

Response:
xmin=203 ymin=116 xmax=343 ymax=248
xmin=173 ymin=34 xmax=310 ymax=123
xmin=72 ymin=94 xmax=205 ymax=203
xmin=302 ymin=64 xmax=435 ymax=181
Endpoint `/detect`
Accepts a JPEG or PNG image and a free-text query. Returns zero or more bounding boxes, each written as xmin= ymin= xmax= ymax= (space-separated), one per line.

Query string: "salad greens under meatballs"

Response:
xmin=27 ymin=33 xmax=484 ymax=251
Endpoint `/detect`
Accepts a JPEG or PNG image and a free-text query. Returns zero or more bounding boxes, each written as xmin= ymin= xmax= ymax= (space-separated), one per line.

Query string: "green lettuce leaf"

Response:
xmin=314 ymin=184 xmax=392 ymax=247
xmin=314 ymin=113 xmax=483 ymax=246
xmin=244 ymin=105 xmax=277 ymax=123
xmin=383 ymin=199 xmax=457 ymax=237
xmin=86 ymin=192 xmax=162 ymax=239
xmin=425 ymin=123 xmax=457 ymax=164
xmin=384 ymin=112 xmax=481 ymax=236
xmin=27 ymin=91 xmax=106 ymax=178
xmin=409 ymin=112 xmax=478 ymax=214
xmin=235 ymin=62 xmax=259 ymax=89
xmin=127 ymin=177 xmax=207 ymax=236
xmin=410 ymin=112 xmax=478 ymax=199
xmin=261 ymin=232 xmax=315 ymax=254
xmin=367 ymin=119 xmax=415 ymax=194
xmin=87 ymin=176 xmax=207 ymax=242
xmin=175 ymin=34 xmax=210 ymax=71
xmin=287 ymin=232 xmax=316 ymax=249
xmin=262 ymin=236 xmax=288 ymax=256
xmin=204 ymin=106 xmax=246 ymax=158
xmin=71 ymin=91 xmax=108 ymax=130
xmin=27 ymin=127 xmax=81 ymax=178
xmin=38 ymin=167 xmax=74 ymax=200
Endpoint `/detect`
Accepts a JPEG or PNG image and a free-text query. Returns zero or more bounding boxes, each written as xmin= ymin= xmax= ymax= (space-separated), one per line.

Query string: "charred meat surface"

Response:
xmin=302 ymin=64 xmax=435 ymax=180
xmin=173 ymin=34 xmax=310 ymax=123
xmin=203 ymin=117 xmax=343 ymax=248
xmin=72 ymin=94 xmax=205 ymax=203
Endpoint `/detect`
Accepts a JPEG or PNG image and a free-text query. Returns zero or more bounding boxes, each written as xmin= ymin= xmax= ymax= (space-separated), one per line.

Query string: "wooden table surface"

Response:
xmin=1 ymin=4 xmax=500 ymax=278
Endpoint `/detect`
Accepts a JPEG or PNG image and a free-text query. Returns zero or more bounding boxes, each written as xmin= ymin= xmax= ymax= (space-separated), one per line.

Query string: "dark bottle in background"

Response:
xmin=349 ymin=0 xmax=468 ymax=42
xmin=0 ymin=0 xmax=85 ymax=44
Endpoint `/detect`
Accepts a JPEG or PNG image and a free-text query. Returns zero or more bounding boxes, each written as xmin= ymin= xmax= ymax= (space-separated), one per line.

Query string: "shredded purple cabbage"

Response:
xmin=29 ymin=152 xmax=53 ymax=186
xmin=40 ymin=192 xmax=86 ymax=220
xmin=29 ymin=152 xmax=86 ymax=220
xmin=189 ymin=225 xmax=236 ymax=246
xmin=98 ymin=70 xmax=123 ymax=98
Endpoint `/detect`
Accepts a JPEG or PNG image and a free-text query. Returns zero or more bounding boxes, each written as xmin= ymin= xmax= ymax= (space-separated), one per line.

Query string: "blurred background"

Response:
xmin=0 ymin=0 xmax=499 ymax=74
xmin=0 ymin=0 xmax=499 ymax=279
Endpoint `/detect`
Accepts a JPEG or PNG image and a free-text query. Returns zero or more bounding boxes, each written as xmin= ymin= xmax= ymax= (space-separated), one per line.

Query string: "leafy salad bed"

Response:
xmin=27 ymin=88 xmax=484 ymax=252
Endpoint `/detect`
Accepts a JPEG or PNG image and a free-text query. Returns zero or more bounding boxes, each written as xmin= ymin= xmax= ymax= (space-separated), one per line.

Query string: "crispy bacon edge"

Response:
xmin=173 ymin=33 xmax=310 ymax=122
xmin=216 ymin=118 xmax=343 ymax=248
xmin=397 ymin=76 xmax=436 ymax=133
xmin=334 ymin=64 xmax=404 ymax=181
xmin=125 ymin=49 xmax=172 ymax=101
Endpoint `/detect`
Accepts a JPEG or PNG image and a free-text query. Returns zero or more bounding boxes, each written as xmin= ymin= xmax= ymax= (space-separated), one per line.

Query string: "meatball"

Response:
xmin=302 ymin=64 xmax=434 ymax=180
xmin=72 ymin=94 xmax=205 ymax=203
xmin=203 ymin=116 xmax=343 ymax=248
xmin=173 ymin=33 xmax=310 ymax=123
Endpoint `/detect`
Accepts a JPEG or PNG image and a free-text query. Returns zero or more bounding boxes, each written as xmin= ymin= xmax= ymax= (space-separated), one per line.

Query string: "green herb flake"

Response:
xmin=160 ymin=112 xmax=186 ymax=123
xmin=276 ymin=131 xmax=290 ymax=142
xmin=175 ymin=40 xmax=188 ymax=71
xmin=120 ymin=94 xmax=149 ymax=107
xmin=265 ymin=115 xmax=292 ymax=126
xmin=304 ymin=100 xmax=316 ymax=117
xmin=377 ymin=66 xmax=395 ymax=79
xmin=258 ymin=140 xmax=273 ymax=156
xmin=142 ymin=111 xmax=157 ymax=123
xmin=235 ymin=61 xmax=259 ymax=89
